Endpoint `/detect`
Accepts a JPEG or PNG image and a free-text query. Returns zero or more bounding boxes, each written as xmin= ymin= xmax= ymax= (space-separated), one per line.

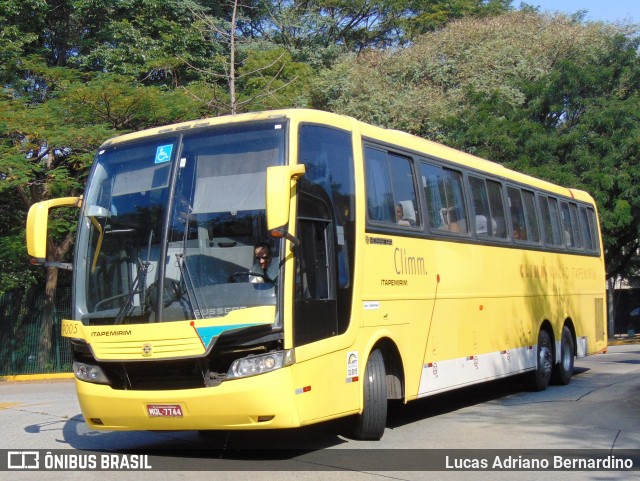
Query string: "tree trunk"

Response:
xmin=37 ymin=264 xmax=58 ymax=370
xmin=229 ymin=0 xmax=237 ymax=114
xmin=37 ymin=233 xmax=74 ymax=370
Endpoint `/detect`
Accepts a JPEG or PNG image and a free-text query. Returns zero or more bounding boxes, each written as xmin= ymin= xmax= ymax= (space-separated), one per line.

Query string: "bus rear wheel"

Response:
xmin=527 ymin=329 xmax=553 ymax=391
xmin=552 ymin=326 xmax=574 ymax=385
xmin=353 ymin=349 xmax=387 ymax=440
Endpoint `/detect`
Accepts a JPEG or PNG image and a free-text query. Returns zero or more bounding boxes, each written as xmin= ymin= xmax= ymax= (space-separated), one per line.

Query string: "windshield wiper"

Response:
xmin=175 ymin=252 xmax=201 ymax=319
xmin=113 ymin=256 xmax=151 ymax=324
xmin=113 ymin=231 xmax=153 ymax=324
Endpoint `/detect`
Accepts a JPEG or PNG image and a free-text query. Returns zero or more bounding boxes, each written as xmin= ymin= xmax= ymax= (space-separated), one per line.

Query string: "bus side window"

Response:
xmin=421 ymin=163 xmax=467 ymax=233
xmin=569 ymin=203 xmax=583 ymax=249
xmin=365 ymin=147 xmax=394 ymax=223
xmin=507 ymin=186 xmax=528 ymax=241
xmin=487 ymin=179 xmax=507 ymax=238
xmin=548 ymin=198 xmax=563 ymax=246
xmin=365 ymin=147 xmax=420 ymax=228
xmin=560 ymin=201 xmax=578 ymax=248
xmin=539 ymin=195 xmax=561 ymax=247
xmin=470 ymin=176 xmax=507 ymax=239
xmin=388 ymin=153 xmax=420 ymax=227
xmin=521 ymin=189 xmax=541 ymax=243
xmin=579 ymin=206 xmax=597 ymax=251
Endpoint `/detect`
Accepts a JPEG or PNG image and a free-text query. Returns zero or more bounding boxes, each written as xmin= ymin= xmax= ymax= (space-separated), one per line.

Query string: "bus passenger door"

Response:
xmin=291 ymin=190 xmax=359 ymax=424
xmin=294 ymin=217 xmax=337 ymax=344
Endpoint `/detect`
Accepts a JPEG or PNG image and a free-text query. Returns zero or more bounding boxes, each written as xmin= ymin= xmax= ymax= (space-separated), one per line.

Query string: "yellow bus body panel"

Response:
xmin=76 ymin=366 xmax=300 ymax=431
xmin=62 ymin=307 xmax=275 ymax=360
xmin=359 ymin=232 xmax=606 ymax=398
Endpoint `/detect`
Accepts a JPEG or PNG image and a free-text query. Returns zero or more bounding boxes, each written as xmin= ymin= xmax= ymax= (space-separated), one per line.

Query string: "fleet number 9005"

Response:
xmin=62 ymin=323 xmax=79 ymax=336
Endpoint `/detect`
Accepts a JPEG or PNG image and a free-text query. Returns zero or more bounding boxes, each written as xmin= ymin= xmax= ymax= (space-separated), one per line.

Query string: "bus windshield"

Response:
xmin=75 ymin=120 xmax=287 ymax=325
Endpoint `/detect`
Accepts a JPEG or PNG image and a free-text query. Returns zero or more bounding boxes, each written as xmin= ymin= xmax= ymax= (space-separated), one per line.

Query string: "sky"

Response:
xmin=519 ymin=1 xmax=638 ymax=24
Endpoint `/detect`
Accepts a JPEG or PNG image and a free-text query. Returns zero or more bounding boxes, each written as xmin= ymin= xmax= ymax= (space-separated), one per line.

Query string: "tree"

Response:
xmin=256 ymin=0 xmax=511 ymax=67
xmin=0 ymin=0 xmax=214 ymax=367
xmin=184 ymin=0 xmax=312 ymax=114
xmin=308 ymin=11 xmax=640 ymax=281
xmin=436 ymin=34 xmax=640 ymax=284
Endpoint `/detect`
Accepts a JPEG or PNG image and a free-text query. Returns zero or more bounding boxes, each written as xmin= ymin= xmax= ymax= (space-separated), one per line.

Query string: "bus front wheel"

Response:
xmin=552 ymin=326 xmax=574 ymax=385
xmin=528 ymin=329 xmax=553 ymax=391
xmin=353 ymin=349 xmax=387 ymax=440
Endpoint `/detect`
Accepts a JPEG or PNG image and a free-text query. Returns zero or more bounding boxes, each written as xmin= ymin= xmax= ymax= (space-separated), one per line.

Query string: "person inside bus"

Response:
xmin=250 ymin=242 xmax=279 ymax=283
xmin=395 ymin=203 xmax=414 ymax=226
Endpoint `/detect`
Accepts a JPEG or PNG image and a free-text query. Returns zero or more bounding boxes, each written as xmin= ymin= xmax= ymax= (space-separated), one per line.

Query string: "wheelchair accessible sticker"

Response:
xmin=155 ymin=144 xmax=173 ymax=164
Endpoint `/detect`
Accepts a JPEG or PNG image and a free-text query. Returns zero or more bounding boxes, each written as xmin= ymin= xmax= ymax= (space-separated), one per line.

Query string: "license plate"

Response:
xmin=146 ymin=404 xmax=183 ymax=417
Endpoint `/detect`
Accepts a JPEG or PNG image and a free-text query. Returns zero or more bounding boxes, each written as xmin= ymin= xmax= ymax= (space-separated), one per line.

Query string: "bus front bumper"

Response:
xmin=74 ymin=367 xmax=301 ymax=431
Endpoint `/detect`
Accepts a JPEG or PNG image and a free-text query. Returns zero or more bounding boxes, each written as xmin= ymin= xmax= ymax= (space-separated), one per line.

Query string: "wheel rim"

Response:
xmin=561 ymin=339 xmax=572 ymax=371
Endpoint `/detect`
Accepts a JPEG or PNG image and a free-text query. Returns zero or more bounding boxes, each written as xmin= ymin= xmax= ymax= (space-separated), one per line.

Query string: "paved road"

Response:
xmin=1 ymin=344 xmax=639 ymax=481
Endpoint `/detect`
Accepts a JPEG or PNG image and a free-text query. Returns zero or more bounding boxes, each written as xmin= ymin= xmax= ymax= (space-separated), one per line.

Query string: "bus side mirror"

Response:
xmin=266 ymin=164 xmax=305 ymax=232
xmin=26 ymin=197 xmax=82 ymax=262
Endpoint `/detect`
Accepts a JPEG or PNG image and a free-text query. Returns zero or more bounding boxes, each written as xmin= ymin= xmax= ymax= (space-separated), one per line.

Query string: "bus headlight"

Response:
xmin=73 ymin=361 xmax=110 ymax=384
xmin=227 ymin=350 xmax=295 ymax=379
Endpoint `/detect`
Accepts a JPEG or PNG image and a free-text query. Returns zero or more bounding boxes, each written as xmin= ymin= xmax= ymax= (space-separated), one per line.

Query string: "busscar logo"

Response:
xmin=8 ymin=451 xmax=39 ymax=469
xmin=366 ymin=236 xmax=393 ymax=245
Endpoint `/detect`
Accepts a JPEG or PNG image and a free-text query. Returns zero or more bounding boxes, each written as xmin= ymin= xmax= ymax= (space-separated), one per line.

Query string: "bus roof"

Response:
xmin=100 ymin=108 xmax=595 ymax=204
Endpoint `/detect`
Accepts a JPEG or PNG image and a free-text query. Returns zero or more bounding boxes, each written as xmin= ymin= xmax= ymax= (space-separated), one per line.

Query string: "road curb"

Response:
xmin=0 ymin=372 xmax=74 ymax=383
xmin=608 ymin=336 xmax=640 ymax=346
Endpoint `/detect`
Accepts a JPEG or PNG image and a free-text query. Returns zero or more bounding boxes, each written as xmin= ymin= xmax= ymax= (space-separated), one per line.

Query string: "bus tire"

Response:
xmin=527 ymin=329 xmax=553 ymax=391
xmin=353 ymin=349 xmax=387 ymax=440
xmin=552 ymin=326 xmax=574 ymax=385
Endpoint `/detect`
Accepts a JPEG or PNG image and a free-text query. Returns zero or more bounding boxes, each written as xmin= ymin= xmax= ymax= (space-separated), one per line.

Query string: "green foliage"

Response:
xmin=237 ymin=44 xmax=313 ymax=110
xmin=310 ymin=11 xmax=640 ymax=281
xmin=2 ymin=2 xmax=640 ymax=290
xmin=0 ymin=1 xmax=231 ymax=293
xmin=311 ymin=11 xmax=625 ymax=126
xmin=400 ymin=0 xmax=512 ymax=38
xmin=56 ymin=75 xmax=204 ymax=130
xmin=441 ymin=34 xmax=640 ymax=281
xmin=0 ymin=198 xmax=41 ymax=291
xmin=263 ymin=0 xmax=511 ymax=54
xmin=70 ymin=1 xmax=221 ymax=86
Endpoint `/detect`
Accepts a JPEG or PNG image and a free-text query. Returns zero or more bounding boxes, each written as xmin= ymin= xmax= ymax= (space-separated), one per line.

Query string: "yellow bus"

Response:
xmin=26 ymin=109 xmax=607 ymax=440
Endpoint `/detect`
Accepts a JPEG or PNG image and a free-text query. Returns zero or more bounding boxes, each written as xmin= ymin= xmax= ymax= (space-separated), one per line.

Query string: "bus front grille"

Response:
xmin=104 ymin=359 xmax=208 ymax=390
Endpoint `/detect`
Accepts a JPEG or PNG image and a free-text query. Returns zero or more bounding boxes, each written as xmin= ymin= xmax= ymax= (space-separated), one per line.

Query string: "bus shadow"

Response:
xmin=386 ymin=366 xmax=590 ymax=430
xmin=61 ymin=414 xmax=350 ymax=453
xmin=386 ymin=376 xmax=522 ymax=429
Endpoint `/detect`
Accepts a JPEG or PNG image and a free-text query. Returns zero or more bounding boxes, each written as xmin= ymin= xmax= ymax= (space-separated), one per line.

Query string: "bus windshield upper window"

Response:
xmin=75 ymin=121 xmax=286 ymax=324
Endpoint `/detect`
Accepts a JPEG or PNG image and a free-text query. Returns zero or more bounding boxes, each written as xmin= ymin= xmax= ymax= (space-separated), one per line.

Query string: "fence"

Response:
xmin=611 ymin=288 xmax=640 ymax=336
xmin=0 ymin=286 xmax=72 ymax=376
